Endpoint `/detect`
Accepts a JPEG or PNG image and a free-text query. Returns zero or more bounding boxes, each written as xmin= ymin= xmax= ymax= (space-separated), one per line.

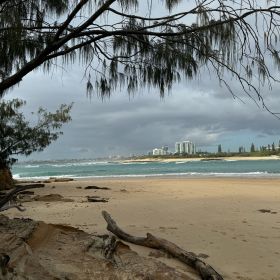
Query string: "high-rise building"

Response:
xmin=175 ymin=142 xmax=181 ymax=154
xmin=152 ymin=146 xmax=169 ymax=156
xmin=175 ymin=140 xmax=196 ymax=155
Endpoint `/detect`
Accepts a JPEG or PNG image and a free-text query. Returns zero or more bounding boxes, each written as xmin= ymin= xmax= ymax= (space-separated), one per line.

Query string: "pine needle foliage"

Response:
xmin=0 ymin=0 xmax=280 ymax=112
xmin=0 ymin=99 xmax=72 ymax=167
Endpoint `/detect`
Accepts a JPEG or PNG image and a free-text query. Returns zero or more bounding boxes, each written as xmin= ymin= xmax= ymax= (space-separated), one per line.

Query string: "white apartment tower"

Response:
xmin=175 ymin=140 xmax=196 ymax=155
xmin=175 ymin=142 xmax=181 ymax=154
xmin=152 ymin=146 xmax=169 ymax=156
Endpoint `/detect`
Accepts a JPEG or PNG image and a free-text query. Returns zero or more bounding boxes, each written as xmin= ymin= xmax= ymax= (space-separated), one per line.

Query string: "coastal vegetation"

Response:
xmin=0 ymin=99 xmax=72 ymax=190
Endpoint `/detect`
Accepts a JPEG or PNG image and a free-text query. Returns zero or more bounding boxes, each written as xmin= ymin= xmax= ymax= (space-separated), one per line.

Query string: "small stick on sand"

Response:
xmin=102 ymin=210 xmax=224 ymax=280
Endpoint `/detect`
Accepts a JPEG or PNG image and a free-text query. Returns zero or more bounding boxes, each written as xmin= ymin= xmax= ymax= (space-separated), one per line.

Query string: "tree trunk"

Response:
xmin=0 ymin=163 xmax=14 ymax=190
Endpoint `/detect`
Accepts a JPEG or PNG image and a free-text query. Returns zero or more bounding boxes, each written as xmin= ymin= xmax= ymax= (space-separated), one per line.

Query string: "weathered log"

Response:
xmin=85 ymin=185 xmax=110 ymax=190
xmin=14 ymin=183 xmax=44 ymax=188
xmin=102 ymin=210 xmax=224 ymax=280
xmin=0 ymin=184 xmax=44 ymax=212
xmin=87 ymin=196 xmax=109 ymax=203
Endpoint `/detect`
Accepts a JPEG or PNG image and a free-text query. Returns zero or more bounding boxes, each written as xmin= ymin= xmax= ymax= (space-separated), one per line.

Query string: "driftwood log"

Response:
xmin=87 ymin=196 xmax=109 ymax=203
xmin=102 ymin=210 xmax=224 ymax=280
xmin=85 ymin=185 xmax=110 ymax=190
xmin=0 ymin=184 xmax=44 ymax=212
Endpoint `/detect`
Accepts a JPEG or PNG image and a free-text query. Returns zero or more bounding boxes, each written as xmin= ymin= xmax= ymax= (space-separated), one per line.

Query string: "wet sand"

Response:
xmin=5 ymin=177 xmax=280 ymax=280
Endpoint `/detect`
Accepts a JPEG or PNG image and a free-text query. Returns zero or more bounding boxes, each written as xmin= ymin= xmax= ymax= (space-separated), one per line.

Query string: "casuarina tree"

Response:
xmin=0 ymin=0 xmax=280 ymax=115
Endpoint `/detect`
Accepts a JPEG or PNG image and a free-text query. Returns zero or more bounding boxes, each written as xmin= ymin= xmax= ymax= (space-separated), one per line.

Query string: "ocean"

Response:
xmin=11 ymin=159 xmax=280 ymax=180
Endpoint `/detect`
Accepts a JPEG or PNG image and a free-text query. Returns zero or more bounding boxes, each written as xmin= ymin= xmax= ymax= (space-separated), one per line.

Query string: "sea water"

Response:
xmin=11 ymin=159 xmax=280 ymax=180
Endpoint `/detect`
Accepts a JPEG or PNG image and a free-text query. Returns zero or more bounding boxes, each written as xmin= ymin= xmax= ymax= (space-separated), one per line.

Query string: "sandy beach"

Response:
xmin=5 ymin=177 xmax=280 ymax=280
xmin=123 ymin=155 xmax=280 ymax=163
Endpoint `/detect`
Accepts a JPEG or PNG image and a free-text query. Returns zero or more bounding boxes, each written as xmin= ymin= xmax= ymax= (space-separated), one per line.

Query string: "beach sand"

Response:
xmin=123 ymin=155 xmax=280 ymax=163
xmin=5 ymin=177 xmax=280 ymax=280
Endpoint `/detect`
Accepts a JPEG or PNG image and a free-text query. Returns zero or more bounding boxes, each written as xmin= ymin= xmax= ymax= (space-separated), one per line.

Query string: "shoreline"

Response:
xmin=14 ymin=172 xmax=280 ymax=182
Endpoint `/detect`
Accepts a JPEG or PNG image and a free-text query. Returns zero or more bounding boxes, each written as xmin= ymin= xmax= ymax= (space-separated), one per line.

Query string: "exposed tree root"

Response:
xmin=0 ymin=184 xmax=44 ymax=212
xmin=102 ymin=210 xmax=224 ymax=280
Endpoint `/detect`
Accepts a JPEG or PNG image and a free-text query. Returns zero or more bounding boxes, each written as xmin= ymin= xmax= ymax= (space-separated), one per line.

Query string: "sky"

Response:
xmin=6 ymin=63 xmax=280 ymax=161
xmin=4 ymin=1 xmax=280 ymax=161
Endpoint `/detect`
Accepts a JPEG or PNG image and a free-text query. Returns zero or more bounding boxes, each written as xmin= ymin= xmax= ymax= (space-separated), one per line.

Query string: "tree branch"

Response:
xmin=0 ymin=184 xmax=44 ymax=211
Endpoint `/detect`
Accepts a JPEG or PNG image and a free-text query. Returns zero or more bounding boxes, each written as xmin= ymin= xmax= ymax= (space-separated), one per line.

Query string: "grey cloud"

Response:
xmin=4 ymin=50 xmax=280 ymax=160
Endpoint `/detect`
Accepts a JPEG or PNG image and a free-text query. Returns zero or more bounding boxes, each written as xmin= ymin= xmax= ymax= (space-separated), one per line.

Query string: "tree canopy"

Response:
xmin=0 ymin=0 xmax=280 ymax=112
xmin=0 ymin=99 xmax=72 ymax=168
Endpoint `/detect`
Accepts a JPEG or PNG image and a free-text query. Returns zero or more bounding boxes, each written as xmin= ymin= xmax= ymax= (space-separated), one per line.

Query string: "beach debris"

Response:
xmin=17 ymin=190 xmax=35 ymax=195
xmin=42 ymin=180 xmax=52 ymax=183
xmin=76 ymin=186 xmax=82 ymax=189
xmin=51 ymin=177 xmax=74 ymax=182
xmin=87 ymin=196 xmax=109 ymax=203
xmin=85 ymin=185 xmax=110 ymax=190
xmin=102 ymin=210 xmax=224 ymax=280
xmin=34 ymin=194 xmax=74 ymax=202
xmin=17 ymin=194 xmax=34 ymax=203
xmin=15 ymin=183 xmax=45 ymax=189
xmin=258 ymin=209 xmax=278 ymax=214
xmin=0 ymin=184 xmax=45 ymax=212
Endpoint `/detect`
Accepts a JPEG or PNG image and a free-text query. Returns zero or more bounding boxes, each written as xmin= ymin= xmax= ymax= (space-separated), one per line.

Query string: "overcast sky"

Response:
xmin=4 ymin=1 xmax=280 ymax=161
xmin=5 ymin=62 xmax=280 ymax=161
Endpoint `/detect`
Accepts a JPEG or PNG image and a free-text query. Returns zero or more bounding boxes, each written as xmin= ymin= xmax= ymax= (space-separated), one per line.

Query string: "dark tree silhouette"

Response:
xmin=0 ymin=0 xmax=280 ymax=114
xmin=0 ymin=99 xmax=72 ymax=189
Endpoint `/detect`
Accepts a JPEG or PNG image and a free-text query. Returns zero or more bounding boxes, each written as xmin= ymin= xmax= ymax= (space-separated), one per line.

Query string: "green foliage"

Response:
xmin=0 ymin=0 xmax=279 ymax=110
xmin=0 ymin=98 xmax=72 ymax=167
xmin=0 ymin=0 xmax=69 ymax=80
